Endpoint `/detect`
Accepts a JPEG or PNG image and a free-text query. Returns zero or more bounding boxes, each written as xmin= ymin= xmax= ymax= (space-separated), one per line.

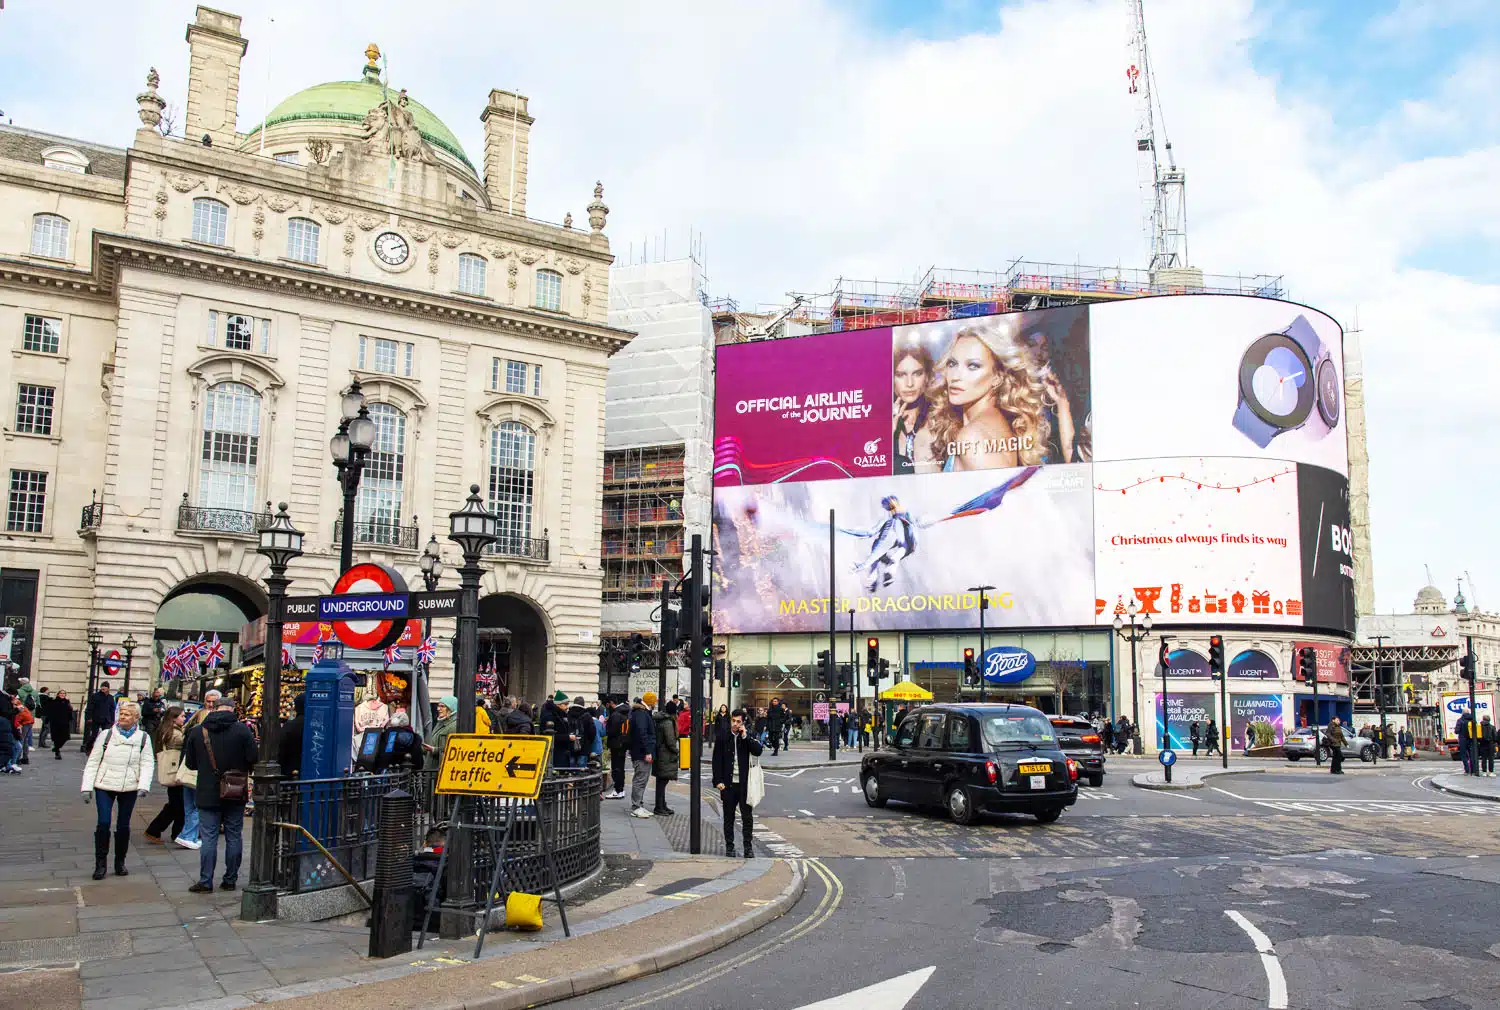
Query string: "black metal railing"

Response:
xmin=487 ymin=534 xmax=550 ymax=562
xmin=259 ymin=767 xmax=602 ymax=902
xmin=333 ymin=518 xmax=420 ymax=551
xmin=79 ymin=501 xmax=103 ymax=531
xmin=177 ymin=495 xmax=274 ymax=536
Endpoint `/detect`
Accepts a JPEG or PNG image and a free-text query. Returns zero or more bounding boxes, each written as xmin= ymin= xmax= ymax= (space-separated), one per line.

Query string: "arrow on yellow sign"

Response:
xmin=435 ymin=734 xmax=553 ymax=798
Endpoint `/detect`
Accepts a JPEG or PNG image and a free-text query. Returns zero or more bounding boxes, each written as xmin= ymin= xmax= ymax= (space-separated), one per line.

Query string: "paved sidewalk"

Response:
xmin=0 ymin=750 xmax=787 ymax=1010
xmin=1431 ymin=772 xmax=1500 ymax=801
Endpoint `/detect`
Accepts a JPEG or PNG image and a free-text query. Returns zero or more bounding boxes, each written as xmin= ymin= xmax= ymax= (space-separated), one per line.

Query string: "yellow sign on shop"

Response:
xmin=435 ymin=734 xmax=552 ymax=798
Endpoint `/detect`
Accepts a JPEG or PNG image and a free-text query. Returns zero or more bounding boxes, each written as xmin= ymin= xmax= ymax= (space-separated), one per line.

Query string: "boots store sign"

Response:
xmin=282 ymin=563 xmax=460 ymax=651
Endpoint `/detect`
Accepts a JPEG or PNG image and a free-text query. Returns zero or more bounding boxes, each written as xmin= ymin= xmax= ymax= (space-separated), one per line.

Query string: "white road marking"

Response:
xmin=891 ymin=862 xmax=906 ymax=901
xmin=850 ymin=786 xmax=862 ymax=793
xmin=1155 ymin=789 xmax=1202 ymax=801
xmin=813 ymin=786 xmax=842 ymax=794
xmin=799 ymin=808 xmax=816 ymax=817
xmin=790 ymin=966 xmax=935 ymax=1010
xmin=769 ymin=768 xmax=808 ymax=779
xmin=1225 ymin=910 xmax=1289 ymax=1010
xmin=1077 ymin=791 xmax=1119 ymax=801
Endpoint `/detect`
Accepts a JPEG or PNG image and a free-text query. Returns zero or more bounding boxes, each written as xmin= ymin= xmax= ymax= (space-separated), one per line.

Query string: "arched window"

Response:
xmin=192 ymin=198 xmax=229 ymax=245
xmin=458 ymin=253 xmax=487 ymax=296
xmin=489 ymin=421 xmax=536 ymax=553
xmin=355 ymin=403 xmax=406 ymax=544
xmin=199 ymin=382 xmax=261 ymax=512
xmin=534 ymin=269 xmax=562 ymax=312
xmin=30 ymin=214 xmax=69 ymax=259
xmin=286 ymin=217 xmax=320 ymax=263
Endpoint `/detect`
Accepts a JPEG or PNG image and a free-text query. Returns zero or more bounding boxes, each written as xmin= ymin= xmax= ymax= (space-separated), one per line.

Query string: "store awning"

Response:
xmin=880 ymin=681 xmax=934 ymax=701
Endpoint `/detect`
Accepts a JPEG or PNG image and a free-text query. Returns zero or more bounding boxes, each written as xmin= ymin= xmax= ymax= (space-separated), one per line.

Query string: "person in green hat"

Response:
xmin=425 ymin=697 xmax=459 ymax=768
xmin=539 ymin=690 xmax=578 ymax=768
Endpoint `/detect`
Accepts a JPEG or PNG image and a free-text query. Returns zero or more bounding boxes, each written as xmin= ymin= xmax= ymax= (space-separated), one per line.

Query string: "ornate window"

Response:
xmin=286 ymin=217 xmax=320 ymax=263
xmin=356 ymin=403 xmax=406 ymax=532
xmin=359 ymin=335 xmax=414 ymax=377
xmin=458 ymin=253 xmax=487 ymax=296
xmin=6 ymin=470 xmax=47 ymax=533
xmin=191 ymin=198 xmax=229 ymax=245
xmin=492 ymin=358 xmax=541 ymax=396
xmin=22 ymin=315 xmax=61 ymax=354
xmin=30 ymin=214 xmax=69 ymax=259
xmin=205 ymin=310 xmax=271 ymax=353
xmin=535 ymin=269 xmax=562 ymax=312
xmin=489 ymin=421 xmax=536 ymax=549
xmin=198 ymin=382 xmax=261 ymax=511
xmin=40 ymin=147 xmax=89 ymax=174
xmin=14 ymin=384 xmax=55 ymax=435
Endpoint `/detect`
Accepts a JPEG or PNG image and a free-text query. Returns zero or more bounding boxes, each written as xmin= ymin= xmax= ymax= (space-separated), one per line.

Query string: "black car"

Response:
xmin=860 ymin=703 xmax=1079 ymax=825
xmin=1050 ymin=715 xmax=1107 ymax=787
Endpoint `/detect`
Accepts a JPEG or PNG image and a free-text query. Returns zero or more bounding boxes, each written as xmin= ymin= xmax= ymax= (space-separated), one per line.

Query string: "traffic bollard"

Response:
xmin=369 ymin=787 xmax=416 ymax=959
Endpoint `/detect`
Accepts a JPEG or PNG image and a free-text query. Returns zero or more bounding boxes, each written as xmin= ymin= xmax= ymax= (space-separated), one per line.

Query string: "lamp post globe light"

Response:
xmin=419 ymin=533 xmax=444 ymax=592
xmin=1111 ymin=599 xmax=1152 ymax=755
xmin=442 ymin=485 xmax=497 ymax=938
xmin=330 ymin=378 xmax=375 ymax=575
xmin=243 ymin=502 xmax=303 ymax=923
xmin=86 ymin=625 xmax=103 ymax=699
xmin=121 ymin=632 xmax=138 ymax=696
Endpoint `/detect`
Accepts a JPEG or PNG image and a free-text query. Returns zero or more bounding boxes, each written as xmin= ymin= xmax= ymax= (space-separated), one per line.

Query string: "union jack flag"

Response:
xmin=281 ymin=646 xmax=293 ymax=669
xmin=205 ymin=633 xmax=226 ymax=667
xmin=193 ymin=634 xmax=210 ymax=661
xmin=311 ymin=638 xmax=324 ymax=663
xmin=163 ymin=650 xmax=180 ymax=679
xmin=416 ymin=636 xmax=437 ymax=665
xmin=383 ymin=643 xmax=403 ymax=667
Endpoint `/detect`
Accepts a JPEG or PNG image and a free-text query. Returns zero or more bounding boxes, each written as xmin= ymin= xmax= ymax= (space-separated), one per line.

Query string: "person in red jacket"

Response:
xmin=676 ymin=702 xmax=691 ymax=738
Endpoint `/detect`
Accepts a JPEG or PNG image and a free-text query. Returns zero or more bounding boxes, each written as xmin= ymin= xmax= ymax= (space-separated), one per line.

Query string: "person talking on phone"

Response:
xmin=711 ymin=709 xmax=763 ymax=858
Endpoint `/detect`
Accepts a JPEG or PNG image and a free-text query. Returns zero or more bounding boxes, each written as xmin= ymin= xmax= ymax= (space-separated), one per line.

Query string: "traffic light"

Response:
xmin=714 ymin=659 xmax=726 ymax=687
xmin=867 ymin=637 xmax=879 ymax=674
xmin=628 ymin=632 xmax=645 ymax=674
xmin=962 ymin=647 xmax=977 ymax=688
xmin=816 ymin=649 xmax=832 ymax=687
xmin=660 ymin=606 xmax=679 ymax=652
xmin=879 ymin=658 xmax=890 ymax=684
xmin=1461 ymin=651 xmax=1477 ymax=683
xmin=731 ymin=665 xmax=741 ymax=689
xmin=1208 ymin=635 xmax=1225 ymax=676
xmin=1297 ymin=646 xmax=1316 ymax=684
xmin=1158 ymin=638 xmax=1171 ymax=672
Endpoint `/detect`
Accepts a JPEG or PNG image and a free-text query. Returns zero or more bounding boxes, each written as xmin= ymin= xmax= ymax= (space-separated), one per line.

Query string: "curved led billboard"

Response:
xmin=712 ymin=295 xmax=1355 ymax=636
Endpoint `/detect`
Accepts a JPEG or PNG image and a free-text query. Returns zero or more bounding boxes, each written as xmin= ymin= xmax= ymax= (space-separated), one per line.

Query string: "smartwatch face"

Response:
xmin=1315 ymin=357 xmax=1341 ymax=427
xmin=1239 ymin=332 xmax=1314 ymax=428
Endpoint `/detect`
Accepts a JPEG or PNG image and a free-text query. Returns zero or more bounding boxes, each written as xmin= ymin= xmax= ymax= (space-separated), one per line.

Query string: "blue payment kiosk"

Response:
xmin=295 ymin=658 xmax=359 ymax=890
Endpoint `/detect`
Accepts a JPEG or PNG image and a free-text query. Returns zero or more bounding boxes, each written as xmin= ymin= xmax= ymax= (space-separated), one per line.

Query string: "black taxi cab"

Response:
xmin=860 ymin=703 xmax=1078 ymax=824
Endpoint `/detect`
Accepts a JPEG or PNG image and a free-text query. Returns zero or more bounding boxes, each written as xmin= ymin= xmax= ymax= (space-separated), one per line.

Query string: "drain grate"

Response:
xmin=0 ymin=931 xmax=130 ymax=969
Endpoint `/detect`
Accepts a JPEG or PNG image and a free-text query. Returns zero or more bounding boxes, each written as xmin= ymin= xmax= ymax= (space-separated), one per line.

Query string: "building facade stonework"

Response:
xmin=0 ymin=7 xmax=630 ymax=703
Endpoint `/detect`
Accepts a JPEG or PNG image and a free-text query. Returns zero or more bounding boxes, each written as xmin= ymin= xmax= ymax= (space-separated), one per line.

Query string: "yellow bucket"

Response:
xmin=505 ymin=891 xmax=543 ymax=931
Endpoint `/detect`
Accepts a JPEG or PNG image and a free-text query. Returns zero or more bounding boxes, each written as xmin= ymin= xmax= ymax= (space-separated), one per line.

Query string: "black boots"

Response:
xmin=113 ymin=829 xmax=130 ymax=876
xmin=92 ymin=826 xmax=109 ymax=880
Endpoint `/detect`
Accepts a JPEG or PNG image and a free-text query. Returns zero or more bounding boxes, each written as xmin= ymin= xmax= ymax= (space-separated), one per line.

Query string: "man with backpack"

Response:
xmin=605 ymin=700 xmax=630 ymax=798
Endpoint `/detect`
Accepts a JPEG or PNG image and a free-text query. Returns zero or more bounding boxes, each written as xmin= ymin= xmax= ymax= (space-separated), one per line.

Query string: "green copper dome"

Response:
xmin=245 ymin=78 xmax=474 ymax=172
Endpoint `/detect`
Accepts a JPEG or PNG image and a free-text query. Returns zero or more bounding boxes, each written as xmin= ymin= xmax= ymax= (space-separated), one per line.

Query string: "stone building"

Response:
xmin=0 ymin=7 xmax=630 ymax=702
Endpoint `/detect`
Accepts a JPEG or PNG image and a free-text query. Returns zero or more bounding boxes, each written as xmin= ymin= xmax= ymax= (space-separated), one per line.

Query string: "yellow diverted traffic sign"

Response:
xmin=435 ymin=734 xmax=552 ymax=798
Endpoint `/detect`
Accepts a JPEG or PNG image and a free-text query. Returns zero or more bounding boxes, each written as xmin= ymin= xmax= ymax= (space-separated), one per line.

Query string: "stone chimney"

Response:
xmin=482 ymin=90 xmax=533 ymax=216
xmin=183 ymin=7 xmax=248 ymax=148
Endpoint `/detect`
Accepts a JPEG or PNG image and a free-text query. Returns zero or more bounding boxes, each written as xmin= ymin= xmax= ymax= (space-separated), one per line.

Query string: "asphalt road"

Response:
xmin=557 ymin=760 xmax=1500 ymax=1010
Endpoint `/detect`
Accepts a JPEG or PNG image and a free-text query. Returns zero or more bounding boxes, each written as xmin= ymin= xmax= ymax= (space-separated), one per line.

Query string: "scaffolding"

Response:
xmin=711 ymin=260 xmax=1287 ymax=342
xmin=602 ymin=444 xmax=687 ymax=603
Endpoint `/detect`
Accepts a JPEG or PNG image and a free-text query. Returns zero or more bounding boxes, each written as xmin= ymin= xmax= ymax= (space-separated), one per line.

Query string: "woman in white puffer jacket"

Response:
xmin=81 ymin=699 xmax=153 ymax=880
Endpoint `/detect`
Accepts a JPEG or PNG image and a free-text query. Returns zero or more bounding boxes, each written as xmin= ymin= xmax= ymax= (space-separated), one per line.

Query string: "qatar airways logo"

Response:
xmin=853 ymin=437 xmax=886 ymax=468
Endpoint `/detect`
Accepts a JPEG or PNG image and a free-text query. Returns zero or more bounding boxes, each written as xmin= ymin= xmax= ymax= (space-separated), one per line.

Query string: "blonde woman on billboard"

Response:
xmin=929 ymin=320 xmax=1051 ymax=470
xmin=891 ymin=343 xmax=943 ymax=475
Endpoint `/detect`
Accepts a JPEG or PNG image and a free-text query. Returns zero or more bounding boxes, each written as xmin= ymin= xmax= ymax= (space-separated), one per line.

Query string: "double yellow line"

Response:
xmin=620 ymin=859 xmax=843 ymax=1008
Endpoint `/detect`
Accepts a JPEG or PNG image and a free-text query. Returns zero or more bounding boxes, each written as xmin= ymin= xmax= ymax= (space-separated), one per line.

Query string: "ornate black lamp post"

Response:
xmin=243 ymin=503 xmax=304 ymax=922
xmin=330 ymin=378 xmax=376 ymax=574
xmin=420 ymin=533 xmax=444 ymax=593
xmin=1112 ymin=599 xmax=1152 ymax=755
xmin=441 ymin=486 xmax=496 ymax=936
xmin=121 ymin=632 xmax=138 ymax=696
xmin=86 ymin=625 xmax=102 ymax=699
xmin=415 ymin=535 xmax=444 ymax=737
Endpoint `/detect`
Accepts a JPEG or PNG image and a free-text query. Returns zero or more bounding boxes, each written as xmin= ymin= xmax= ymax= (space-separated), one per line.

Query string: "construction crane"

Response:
xmin=1126 ymin=0 xmax=1188 ymax=275
xmin=740 ymin=295 xmax=806 ymax=342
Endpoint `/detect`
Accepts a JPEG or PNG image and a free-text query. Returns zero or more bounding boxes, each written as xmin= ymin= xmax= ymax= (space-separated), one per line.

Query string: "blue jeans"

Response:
xmin=197 ymin=803 xmax=245 ymax=886
xmin=179 ymin=786 xmax=200 ymax=842
xmin=94 ymin=788 xmax=138 ymax=830
xmin=9 ymin=740 xmax=20 ymax=766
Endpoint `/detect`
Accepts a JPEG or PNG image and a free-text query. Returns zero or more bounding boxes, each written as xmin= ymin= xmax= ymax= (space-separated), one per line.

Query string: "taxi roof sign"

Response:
xmin=435 ymin=734 xmax=552 ymax=798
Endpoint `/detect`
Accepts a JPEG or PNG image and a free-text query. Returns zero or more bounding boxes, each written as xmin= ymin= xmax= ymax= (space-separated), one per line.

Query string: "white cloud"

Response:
xmin=1 ymin=0 xmax=1495 ymax=612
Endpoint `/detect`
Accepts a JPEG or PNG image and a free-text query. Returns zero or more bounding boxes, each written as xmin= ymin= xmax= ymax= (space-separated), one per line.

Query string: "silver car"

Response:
xmin=1284 ymin=726 xmax=1378 ymax=763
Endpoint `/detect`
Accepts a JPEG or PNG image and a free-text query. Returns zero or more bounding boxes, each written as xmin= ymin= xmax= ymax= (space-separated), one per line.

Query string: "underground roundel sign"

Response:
xmin=328 ymin=563 xmax=409 ymax=651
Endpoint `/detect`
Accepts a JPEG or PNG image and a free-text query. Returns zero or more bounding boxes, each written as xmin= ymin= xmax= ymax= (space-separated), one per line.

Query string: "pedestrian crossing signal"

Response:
xmin=1297 ymin=646 xmax=1317 ymax=684
xmin=1208 ymin=635 xmax=1225 ymax=676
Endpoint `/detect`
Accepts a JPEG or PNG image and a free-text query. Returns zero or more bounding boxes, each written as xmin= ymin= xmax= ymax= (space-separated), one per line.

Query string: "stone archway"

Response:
xmin=478 ymin=592 xmax=551 ymax=704
xmin=153 ymin=572 xmax=267 ymax=692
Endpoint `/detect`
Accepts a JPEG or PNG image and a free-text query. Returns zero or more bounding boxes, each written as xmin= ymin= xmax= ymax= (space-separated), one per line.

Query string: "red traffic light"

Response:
xmin=867 ymin=637 xmax=879 ymax=649
xmin=963 ymin=647 xmax=975 ymax=660
xmin=1209 ymin=635 xmax=1223 ymax=647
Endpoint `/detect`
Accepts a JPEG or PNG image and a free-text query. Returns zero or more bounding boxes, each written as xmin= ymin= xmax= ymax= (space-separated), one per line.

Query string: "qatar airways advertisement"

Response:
xmin=712 ymin=295 xmax=1356 ymax=635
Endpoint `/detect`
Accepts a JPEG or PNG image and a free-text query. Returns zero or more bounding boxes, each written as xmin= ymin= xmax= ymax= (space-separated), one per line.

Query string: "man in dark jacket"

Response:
xmin=712 ymin=709 xmax=763 ymax=857
xmin=627 ymin=694 xmax=657 ymax=817
xmin=503 ymin=698 xmax=534 ymax=734
xmin=538 ymin=691 xmax=577 ymax=768
xmin=767 ymin=699 xmax=785 ymax=756
xmin=84 ymin=681 xmax=116 ymax=753
xmin=181 ymin=699 xmax=258 ymax=893
xmin=568 ymin=698 xmax=596 ymax=767
xmin=278 ymin=693 xmax=305 ymax=778
xmin=605 ymin=701 xmax=630 ymax=798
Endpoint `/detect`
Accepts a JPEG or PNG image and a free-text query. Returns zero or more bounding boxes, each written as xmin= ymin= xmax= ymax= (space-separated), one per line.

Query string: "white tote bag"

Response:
xmin=745 ymin=754 xmax=765 ymax=808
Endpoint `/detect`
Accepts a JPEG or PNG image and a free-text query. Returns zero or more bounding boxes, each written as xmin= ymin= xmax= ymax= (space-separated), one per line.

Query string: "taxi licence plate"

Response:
xmin=1018 ymin=763 xmax=1052 ymax=775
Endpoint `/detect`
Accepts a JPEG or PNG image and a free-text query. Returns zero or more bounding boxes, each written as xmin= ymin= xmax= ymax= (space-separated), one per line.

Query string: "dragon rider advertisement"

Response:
xmin=712 ymin=463 xmax=1096 ymax=633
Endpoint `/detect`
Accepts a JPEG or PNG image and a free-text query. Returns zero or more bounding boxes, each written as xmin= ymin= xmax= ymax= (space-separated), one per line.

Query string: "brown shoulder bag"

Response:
xmin=202 ymin=726 xmax=249 ymax=801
